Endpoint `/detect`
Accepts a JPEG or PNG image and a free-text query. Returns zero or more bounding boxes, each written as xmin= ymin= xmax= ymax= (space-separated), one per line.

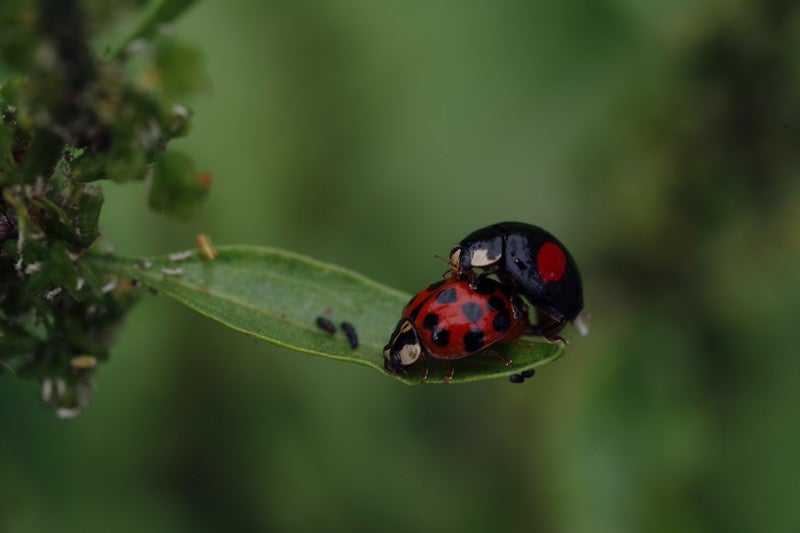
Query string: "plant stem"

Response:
xmin=22 ymin=0 xmax=95 ymax=182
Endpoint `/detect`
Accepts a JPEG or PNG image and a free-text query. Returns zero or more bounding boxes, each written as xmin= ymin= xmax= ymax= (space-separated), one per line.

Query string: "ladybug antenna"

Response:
xmin=432 ymin=252 xmax=449 ymax=264
xmin=432 ymin=253 xmax=453 ymax=278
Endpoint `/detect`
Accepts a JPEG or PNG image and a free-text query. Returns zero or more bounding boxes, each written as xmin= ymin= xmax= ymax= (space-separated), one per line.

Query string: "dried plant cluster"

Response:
xmin=0 ymin=0 xmax=205 ymax=416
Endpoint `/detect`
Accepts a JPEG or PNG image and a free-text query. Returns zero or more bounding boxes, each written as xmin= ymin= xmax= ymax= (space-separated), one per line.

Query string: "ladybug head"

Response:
xmin=449 ymin=226 xmax=505 ymax=273
xmin=383 ymin=319 xmax=422 ymax=371
xmin=448 ymin=246 xmax=464 ymax=270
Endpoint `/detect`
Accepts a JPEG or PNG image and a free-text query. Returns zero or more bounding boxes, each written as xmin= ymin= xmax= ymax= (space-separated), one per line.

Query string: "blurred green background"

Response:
xmin=3 ymin=0 xmax=800 ymax=531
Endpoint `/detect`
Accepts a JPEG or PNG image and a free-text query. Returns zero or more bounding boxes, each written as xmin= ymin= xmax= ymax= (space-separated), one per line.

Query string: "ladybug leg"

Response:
xmin=443 ymin=365 xmax=455 ymax=384
xmin=485 ymin=350 xmax=512 ymax=367
xmin=384 ymin=361 xmax=409 ymax=377
xmin=530 ymin=310 xmax=568 ymax=343
xmin=496 ymin=352 xmax=512 ymax=367
xmin=454 ymin=265 xmax=492 ymax=288
xmin=528 ymin=327 xmax=567 ymax=344
xmin=540 ymin=323 xmax=568 ymax=344
xmin=468 ymin=271 xmax=484 ymax=288
xmin=511 ymin=295 xmax=538 ymax=332
xmin=419 ymin=363 xmax=429 ymax=384
xmin=527 ymin=323 xmax=567 ymax=343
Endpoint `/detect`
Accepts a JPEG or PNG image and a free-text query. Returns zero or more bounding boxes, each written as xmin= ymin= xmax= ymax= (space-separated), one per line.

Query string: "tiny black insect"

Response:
xmin=340 ymin=321 xmax=359 ymax=349
xmin=508 ymin=368 xmax=536 ymax=384
xmin=316 ymin=316 xmax=336 ymax=334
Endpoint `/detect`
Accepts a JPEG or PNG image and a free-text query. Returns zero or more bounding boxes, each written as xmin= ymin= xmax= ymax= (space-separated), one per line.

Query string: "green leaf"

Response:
xmin=154 ymin=38 xmax=208 ymax=99
xmin=148 ymin=150 xmax=209 ymax=220
xmin=85 ymin=246 xmax=565 ymax=384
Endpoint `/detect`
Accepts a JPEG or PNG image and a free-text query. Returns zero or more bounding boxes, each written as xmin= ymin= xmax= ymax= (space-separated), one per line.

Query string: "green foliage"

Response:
xmin=0 ymin=0 xmax=567 ymax=417
xmin=0 ymin=0 xmax=206 ymax=416
xmin=2 ymin=1 xmax=799 ymax=531
xmin=148 ymin=149 xmax=209 ymax=220
xmin=111 ymin=0 xmax=201 ymax=59
xmin=87 ymin=246 xmax=564 ymax=384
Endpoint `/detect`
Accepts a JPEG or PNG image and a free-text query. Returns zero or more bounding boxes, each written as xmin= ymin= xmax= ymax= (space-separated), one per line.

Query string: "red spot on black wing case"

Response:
xmin=536 ymin=242 xmax=567 ymax=282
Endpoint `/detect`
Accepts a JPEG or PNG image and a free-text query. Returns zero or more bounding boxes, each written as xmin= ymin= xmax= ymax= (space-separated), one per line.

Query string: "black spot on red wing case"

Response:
xmin=492 ymin=310 xmax=511 ymax=332
xmin=474 ymin=277 xmax=496 ymax=295
xmin=422 ymin=313 xmax=439 ymax=330
xmin=487 ymin=295 xmax=506 ymax=312
xmin=461 ymin=301 xmax=484 ymax=323
xmin=431 ymin=327 xmax=451 ymax=347
xmin=435 ymin=287 xmax=457 ymax=304
xmin=463 ymin=330 xmax=485 ymax=352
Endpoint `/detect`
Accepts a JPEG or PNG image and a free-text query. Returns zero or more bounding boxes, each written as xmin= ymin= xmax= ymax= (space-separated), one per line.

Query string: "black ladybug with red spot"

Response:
xmin=382 ymin=221 xmax=584 ymax=383
xmin=449 ymin=222 xmax=583 ymax=340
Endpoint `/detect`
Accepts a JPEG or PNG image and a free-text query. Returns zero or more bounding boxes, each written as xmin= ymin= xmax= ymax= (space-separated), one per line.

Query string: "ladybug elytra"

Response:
xmin=449 ymin=222 xmax=583 ymax=339
xmin=383 ymin=277 xmax=527 ymax=382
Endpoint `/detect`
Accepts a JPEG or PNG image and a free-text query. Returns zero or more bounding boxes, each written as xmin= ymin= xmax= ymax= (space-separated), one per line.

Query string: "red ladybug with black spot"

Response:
xmin=383 ymin=277 xmax=527 ymax=383
xmin=449 ymin=222 xmax=583 ymax=340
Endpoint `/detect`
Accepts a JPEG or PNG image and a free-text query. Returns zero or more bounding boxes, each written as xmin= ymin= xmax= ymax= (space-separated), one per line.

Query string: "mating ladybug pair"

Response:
xmin=383 ymin=222 xmax=584 ymax=382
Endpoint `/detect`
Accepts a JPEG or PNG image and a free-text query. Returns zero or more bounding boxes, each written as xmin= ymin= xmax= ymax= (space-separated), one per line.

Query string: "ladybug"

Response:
xmin=383 ymin=277 xmax=528 ymax=383
xmin=449 ymin=222 xmax=583 ymax=340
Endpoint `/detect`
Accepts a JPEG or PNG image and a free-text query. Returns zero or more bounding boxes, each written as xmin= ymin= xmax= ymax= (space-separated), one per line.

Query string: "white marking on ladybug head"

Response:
xmin=398 ymin=341 xmax=421 ymax=365
xmin=470 ymin=247 xmax=500 ymax=267
xmin=380 ymin=320 xmax=422 ymax=367
xmin=449 ymin=247 xmax=462 ymax=269
xmin=396 ymin=320 xmax=421 ymax=365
